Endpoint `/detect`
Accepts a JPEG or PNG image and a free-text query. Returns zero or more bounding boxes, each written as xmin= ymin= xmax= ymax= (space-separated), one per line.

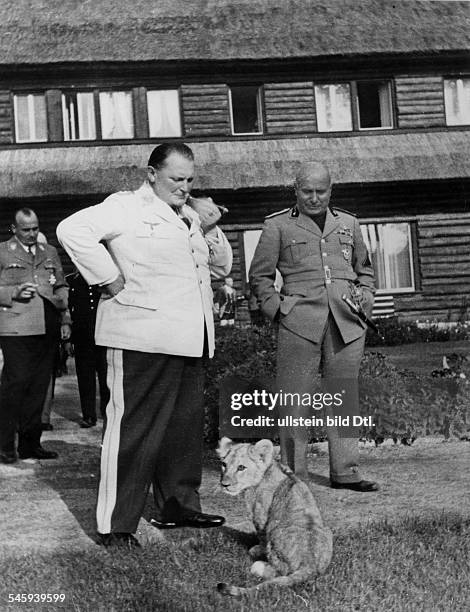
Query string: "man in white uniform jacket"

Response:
xmin=57 ymin=143 xmax=232 ymax=548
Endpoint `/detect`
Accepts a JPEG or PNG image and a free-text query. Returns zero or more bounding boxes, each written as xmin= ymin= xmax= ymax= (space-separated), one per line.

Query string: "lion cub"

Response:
xmin=216 ymin=437 xmax=333 ymax=596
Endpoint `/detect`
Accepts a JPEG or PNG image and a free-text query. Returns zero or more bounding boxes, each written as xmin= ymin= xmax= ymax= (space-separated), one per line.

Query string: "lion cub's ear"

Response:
xmin=252 ymin=439 xmax=274 ymax=466
xmin=217 ymin=437 xmax=233 ymax=458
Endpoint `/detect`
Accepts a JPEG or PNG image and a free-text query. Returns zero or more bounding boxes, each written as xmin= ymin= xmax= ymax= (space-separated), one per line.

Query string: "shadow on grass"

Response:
xmin=36 ymin=440 xmax=101 ymax=542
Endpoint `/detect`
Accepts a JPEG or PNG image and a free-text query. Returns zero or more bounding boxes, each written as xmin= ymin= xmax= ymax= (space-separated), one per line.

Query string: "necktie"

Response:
xmin=170 ymin=206 xmax=191 ymax=229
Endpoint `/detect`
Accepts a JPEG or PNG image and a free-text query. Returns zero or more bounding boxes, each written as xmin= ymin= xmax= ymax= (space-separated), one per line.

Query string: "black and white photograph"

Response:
xmin=0 ymin=1 xmax=469 ymax=610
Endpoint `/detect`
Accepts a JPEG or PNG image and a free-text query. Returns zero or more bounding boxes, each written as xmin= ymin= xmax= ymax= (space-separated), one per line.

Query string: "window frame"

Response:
xmin=98 ymin=89 xmax=135 ymax=140
xmin=146 ymin=88 xmax=183 ymax=138
xmin=61 ymin=89 xmax=97 ymax=142
xmin=228 ymin=84 xmax=264 ymax=136
xmin=443 ymin=77 xmax=470 ymax=127
xmin=314 ymin=79 xmax=395 ymax=133
xmin=353 ymin=79 xmax=394 ymax=131
xmin=360 ymin=218 xmax=417 ymax=294
xmin=13 ymin=92 xmax=49 ymax=143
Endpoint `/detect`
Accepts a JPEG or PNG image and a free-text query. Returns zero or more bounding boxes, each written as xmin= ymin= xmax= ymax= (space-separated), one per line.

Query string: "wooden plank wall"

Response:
xmin=0 ymin=91 xmax=13 ymax=143
xmin=264 ymin=82 xmax=316 ymax=134
xmin=181 ymin=84 xmax=231 ymax=137
xmin=395 ymin=213 xmax=470 ymax=321
xmin=395 ymin=76 xmax=446 ymax=128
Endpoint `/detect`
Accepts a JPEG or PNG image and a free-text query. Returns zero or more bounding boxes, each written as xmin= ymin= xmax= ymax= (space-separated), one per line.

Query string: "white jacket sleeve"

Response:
xmin=56 ymin=194 xmax=129 ymax=286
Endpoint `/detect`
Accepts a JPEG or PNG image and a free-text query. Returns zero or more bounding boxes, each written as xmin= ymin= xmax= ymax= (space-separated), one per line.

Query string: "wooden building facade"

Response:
xmin=0 ymin=0 xmax=469 ymax=322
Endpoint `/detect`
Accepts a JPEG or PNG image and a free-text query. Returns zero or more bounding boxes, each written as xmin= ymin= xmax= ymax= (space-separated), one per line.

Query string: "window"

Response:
xmin=243 ymin=229 xmax=283 ymax=290
xmin=99 ymin=91 xmax=134 ymax=139
xmin=13 ymin=93 xmax=48 ymax=142
xmin=62 ymin=92 xmax=96 ymax=140
xmin=444 ymin=78 xmax=470 ymax=126
xmin=147 ymin=90 xmax=182 ymax=137
xmin=315 ymin=84 xmax=353 ymax=132
xmin=361 ymin=222 xmax=415 ymax=292
xmin=356 ymin=81 xmax=393 ymax=129
xmin=229 ymin=86 xmax=263 ymax=135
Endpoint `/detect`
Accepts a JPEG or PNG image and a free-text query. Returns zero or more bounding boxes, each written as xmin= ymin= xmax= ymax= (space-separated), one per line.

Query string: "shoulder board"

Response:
xmin=331 ymin=207 xmax=357 ymax=218
xmin=265 ymin=208 xmax=291 ymax=219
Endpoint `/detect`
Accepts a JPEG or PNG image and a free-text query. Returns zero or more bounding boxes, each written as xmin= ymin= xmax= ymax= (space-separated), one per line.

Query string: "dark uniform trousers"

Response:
xmin=73 ymin=335 xmax=109 ymax=422
xmin=277 ymin=314 xmax=365 ymax=482
xmin=0 ymin=300 xmax=60 ymax=454
xmin=96 ymin=348 xmax=205 ymax=534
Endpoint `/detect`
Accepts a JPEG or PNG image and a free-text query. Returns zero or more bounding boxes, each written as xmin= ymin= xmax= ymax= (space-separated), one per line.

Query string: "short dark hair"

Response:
xmin=13 ymin=207 xmax=37 ymax=226
xmin=148 ymin=143 xmax=194 ymax=170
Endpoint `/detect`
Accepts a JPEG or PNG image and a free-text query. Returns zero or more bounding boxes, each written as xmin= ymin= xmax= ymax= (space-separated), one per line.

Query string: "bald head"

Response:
xmin=294 ymin=162 xmax=332 ymax=217
xmin=295 ymin=162 xmax=331 ymax=187
xmin=12 ymin=208 xmax=40 ymax=246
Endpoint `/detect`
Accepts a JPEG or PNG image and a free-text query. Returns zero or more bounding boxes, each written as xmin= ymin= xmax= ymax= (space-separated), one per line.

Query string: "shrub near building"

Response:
xmin=204 ymin=326 xmax=470 ymax=445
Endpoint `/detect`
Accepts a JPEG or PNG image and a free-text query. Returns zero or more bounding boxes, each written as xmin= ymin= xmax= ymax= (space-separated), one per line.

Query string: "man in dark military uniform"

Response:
xmin=67 ymin=270 xmax=109 ymax=428
xmin=249 ymin=162 xmax=378 ymax=491
xmin=0 ymin=208 xmax=70 ymax=463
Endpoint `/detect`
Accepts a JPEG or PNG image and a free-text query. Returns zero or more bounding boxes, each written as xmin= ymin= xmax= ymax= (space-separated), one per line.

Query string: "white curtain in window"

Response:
xmin=100 ymin=91 xmax=134 ymax=139
xmin=378 ymin=83 xmax=392 ymax=127
xmin=14 ymin=94 xmax=47 ymax=142
xmin=77 ymin=93 xmax=96 ymax=140
xmin=444 ymin=79 xmax=470 ymax=126
xmin=315 ymin=84 xmax=352 ymax=132
xmin=361 ymin=223 xmax=413 ymax=291
xmin=147 ymin=90 xmax=181 ymax=137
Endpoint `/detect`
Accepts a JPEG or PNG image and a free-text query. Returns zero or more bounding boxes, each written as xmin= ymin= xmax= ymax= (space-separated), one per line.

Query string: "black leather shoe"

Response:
xmin=18 ymin=446 xmax=59 ymax=460
xmin=41 ymin=423 xmax=54 ymax=431
xmin=97 ymin=532 xmax=141 ymax=549
xmin=331 ymin=480 xmax=379 ymax=492
xmin=151 ymin=511 xmax=225 ymax=529
xmin=80 ymin=417 xmax=97 ymax=428
xmin=0 ymin=453 xmax=17 ymax=464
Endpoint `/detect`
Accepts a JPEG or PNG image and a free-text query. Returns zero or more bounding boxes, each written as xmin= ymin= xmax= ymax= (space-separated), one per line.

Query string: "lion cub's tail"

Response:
xmin=217 ymin=567 xmax=314 ymax=597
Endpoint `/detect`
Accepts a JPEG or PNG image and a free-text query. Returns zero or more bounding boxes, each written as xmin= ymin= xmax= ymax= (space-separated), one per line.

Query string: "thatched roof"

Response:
xmin=1 ymin=0 xmax=469 ymax=65
xmin=0 ymin=130 xmax=468 ymax=198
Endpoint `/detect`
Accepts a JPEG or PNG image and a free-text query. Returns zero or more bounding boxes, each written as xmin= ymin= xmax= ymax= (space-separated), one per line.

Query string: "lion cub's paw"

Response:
xmin=250 ymin=561 xmax=277 ymax=579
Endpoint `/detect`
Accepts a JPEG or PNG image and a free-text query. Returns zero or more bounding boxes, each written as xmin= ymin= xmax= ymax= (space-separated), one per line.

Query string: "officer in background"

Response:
xmin=67 ymin=269 xmax=109 ymax=428
xmin=0 ymin=208 xmax=70 ymax=463
xmin=249 ymin=162 xmax=378 ymax=492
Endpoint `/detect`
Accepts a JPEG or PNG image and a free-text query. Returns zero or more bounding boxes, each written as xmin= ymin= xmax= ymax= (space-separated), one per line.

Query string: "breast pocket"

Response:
xmin=339 ymin=236 xmax=354 ymax=263
xmin=1 ymin=263 xmax=28 ymax=283
xmin=134 ymin=222 xmax=176 ymax=262
xmin=282 ymin=239 xmax=309 ymax=265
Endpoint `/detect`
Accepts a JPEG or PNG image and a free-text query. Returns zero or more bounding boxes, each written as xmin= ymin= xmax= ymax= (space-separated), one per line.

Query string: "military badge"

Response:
xmin=49 ymin=272 xmax=56 ymax=285
xmin=342 ymin=247 xmax=351 ymax=261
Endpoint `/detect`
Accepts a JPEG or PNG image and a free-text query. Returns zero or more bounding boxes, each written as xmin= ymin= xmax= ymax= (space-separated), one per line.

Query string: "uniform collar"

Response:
xmin=136 ymin=182 xmax=199 ymax=233
xmin=293 ymin=208 xmax=339 ymax=238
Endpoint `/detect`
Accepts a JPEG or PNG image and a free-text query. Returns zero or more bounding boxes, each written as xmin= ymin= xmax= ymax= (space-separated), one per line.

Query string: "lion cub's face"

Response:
xmin=216 ymin=438 xmax=274 ymax=496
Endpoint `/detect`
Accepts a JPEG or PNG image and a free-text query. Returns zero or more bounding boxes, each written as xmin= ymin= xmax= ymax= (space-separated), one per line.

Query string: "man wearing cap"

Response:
xmin=249 ymin=162 xmax=378 ymax=492
xmin=0 ymin=208 xmax=70 ymax=463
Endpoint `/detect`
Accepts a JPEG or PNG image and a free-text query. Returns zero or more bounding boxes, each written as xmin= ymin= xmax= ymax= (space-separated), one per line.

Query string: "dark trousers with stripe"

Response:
xmin=97 ymin=348 xmax=205 ymax=534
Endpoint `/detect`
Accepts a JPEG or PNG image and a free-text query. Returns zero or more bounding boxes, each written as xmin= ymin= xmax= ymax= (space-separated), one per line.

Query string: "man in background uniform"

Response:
xmin=67 ymin=269 xmax=109 ymax=428
xmin=250 ymin=162 xmax=378 ymax=491
xmin=0 ymin=208 xmax=70 ymax=463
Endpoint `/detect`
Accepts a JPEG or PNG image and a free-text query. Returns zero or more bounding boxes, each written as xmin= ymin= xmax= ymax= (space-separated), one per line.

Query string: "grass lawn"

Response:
xmin=1 ymin=513 xmax=469 ymax=612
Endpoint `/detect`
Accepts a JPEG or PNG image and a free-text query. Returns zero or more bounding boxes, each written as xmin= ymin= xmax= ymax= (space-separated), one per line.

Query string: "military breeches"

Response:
xmin=276 ymin=314 xmax=365 ymax=483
